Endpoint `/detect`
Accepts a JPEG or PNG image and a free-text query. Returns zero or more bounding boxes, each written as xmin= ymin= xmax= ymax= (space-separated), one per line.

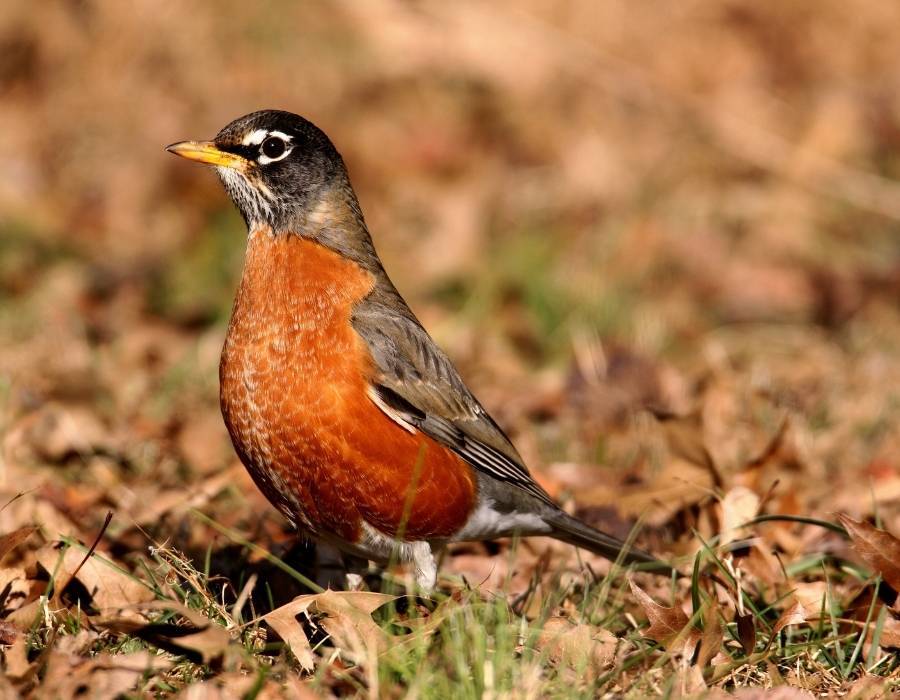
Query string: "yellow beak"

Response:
xmin=165 ymin=140 xmax=249 ymax=170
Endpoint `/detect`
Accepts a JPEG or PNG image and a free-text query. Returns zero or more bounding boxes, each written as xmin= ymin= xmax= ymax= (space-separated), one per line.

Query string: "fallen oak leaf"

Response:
xmin=674 ymin=664 xmax=707 ymax=695
xmin=650 ymin=409 xmax=723 ymax=488
xmin=735 ymin=613 xmax=756 ymax=655
xmin=174 ymin=671 xmax=311 ymax=699
xmin=378 ymin=596 xmax=467 ymax=665
xmin=736 ymin=542 xmax=780 ymax=586
xmin=533 ymin=616 xmax=619 ymax=673
xmin=0 ymin=566 xmax=31 ymax=617
xmin=97 ymin=601 xmax=231 ymax=665
xmin=613 ymin=460 xmax=714 ymax=525
xmin=0 ymin=526 xmax=38 ymax=564
xmin=706 ymin=652 xmax=770 ymax=685
xmin=843 ymin=615 xmax=900 ymax=651
xmin=876 ymin=615 xmax=900 ymax=649
xmin=36 ymin=542 xmax=154 ymax=614
xmin=126 ymin=467 xmax=242 ymax=526
xmin=132 ymin=623 xmax=229 ymax=665
xmin=743 ymin=418 xmax=790 ymax=473
xmin=773 ymin=603 xmax=809 ymax=636
xmin=840 ymin=676 xmax=896 ymax=699
xmin=263 ymin=591 xmax=396 ymax=671
xmin=3 ymin=637 xmax=31 ymax=681
xmin=7 ymin=402 xmax=112 ymax=464
xmin=731 ymin=687 xmax=815 ymax=699
xmin=720 ymin=487 xmax=759 ymax=547
xmin=838 ymin=514 xmax=900 ymax=592
xmin=695 ymin=600 xmax=723 ymax=668
xmin=773 ymin=582 xmax=829 ymax=635
xmin=5 ymin=623 xmax=58 ymax=689
xmin=263 ymin=597 xmax=319 ymax=671
xmin=39 ymin=650 xmax=171 ymax=699
xmin=49 ymin=511 xmax=113 ymax=611
xmin=0 ymin=621 xmax=18 ymax=645
xmin=311 ymin=590 xmax=395 ymax=670
xmin=840 ymin=584 xmax=900 ymax=656
xmin=765 ymin=658 xmax=786 ymax=685
xmin=629 ymin=579 xmax=700 ymax=657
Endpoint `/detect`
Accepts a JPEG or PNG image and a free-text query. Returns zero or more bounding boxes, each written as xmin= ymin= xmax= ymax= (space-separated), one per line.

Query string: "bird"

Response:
xmin=166 ymin=109 xmax=673 ymax=590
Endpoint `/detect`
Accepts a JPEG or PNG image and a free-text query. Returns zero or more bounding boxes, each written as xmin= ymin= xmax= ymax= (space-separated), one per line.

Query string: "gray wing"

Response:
xmin=352 ymin=300 xmax=555 ymax=507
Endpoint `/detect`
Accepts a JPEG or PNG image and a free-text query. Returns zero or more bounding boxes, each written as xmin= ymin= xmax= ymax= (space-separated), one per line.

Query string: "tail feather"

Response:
xmin=547 ymin=511 xmax=675 ymax=576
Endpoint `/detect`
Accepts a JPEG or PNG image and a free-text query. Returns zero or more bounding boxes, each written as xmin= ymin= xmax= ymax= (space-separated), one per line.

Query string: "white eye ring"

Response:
xmin=242 ymin=129 xmax=269 ymax=146
xmin=258 ymin=139 xmax=293 ymax=164
xmin=258 ymin=136 xmax=289 ymax=163
xmin=243 ymin=130 xmax=293 ymax=164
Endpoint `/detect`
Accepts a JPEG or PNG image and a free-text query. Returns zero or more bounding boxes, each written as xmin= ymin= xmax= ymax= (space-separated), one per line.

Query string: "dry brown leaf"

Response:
xmin=446 ymin=543 xmax=538 ymax=597
xmin=652 ymin=409 xmax=722 ymax=487
xmin=773 ymin=606 xmax=812 ymax=636
xmin=173 ymin=671 xmax=318 ymax=700
xmin=613 ymin=459 xmax=714 ymax=526
xmin=0 ymin=567 xmax=30 ymax=617
xmin=0 ymin=622 xmax=18 ymax=645
xmin=142 ymin=624 xmax=229 ymax=666
xmin=6 ymin=403 xmax=111 ymax=464
xmin=53 ymin=629 xmax=102 ymax=658
xmin=738 ymin=543 xmax=780 ymax=586
xmin=765 ymin=659 xmax=785 ymax=686
xmin=263 ymin=598 xmax=316 ymax=671
xmin=673 ymin=664 xmax=707 ymax=696
xmin=695 ymin=601 xmax=723 ymax=668
xmin=629 ymin=579 xmax=700 ymax=657
xmin=36 ymin=544 xmax=154 ymax=613
xmin=2 ymin=637 xmax=31 ymax=681
xmin=263 ymin=590 xmax=396 ymax=670
xmin=98 ymin=601 xmax=231 ymax=664
xmin=842 ymin=613 xmax=900 ymax=662
xmin=838 ymin=514 xmax=900 ymax=592
xmin=123 ymin=466 xmax=240 ymax=526
xmin=743 ymin=419 xmax=790 ymax=473
xmin=878 ymin=616 xmax=900 ymax=649
xmin=0 ymin=526 xmax=37 ymax=564
xmin=773 ymin=582 xmax=829 ymax=635
xmin=533 ymin=616 xmax=618 ymax=673
xmin=5 ymin=597 xmax=48 ymax=629
xmin=731 ymin=689 xmax=815 ymax=699
xmin=735 ymin=613 xmax=757 ymax=655
xmin=175 ymin=412 xmax=232 ymax=475
xmin=720 ymin=487 xmax=759 ymax=547
xmin=39 ymin=649 xmax=170 ymax=699
xmin=3 ymin=499 xmax=82 ymax=548
xmin=841 ymin=675 xmax=894 ymax=700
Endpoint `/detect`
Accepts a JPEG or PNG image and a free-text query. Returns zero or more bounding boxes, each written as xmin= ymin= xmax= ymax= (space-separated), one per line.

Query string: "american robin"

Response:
xmin=167 ymin=110 xmax=672 ymax=589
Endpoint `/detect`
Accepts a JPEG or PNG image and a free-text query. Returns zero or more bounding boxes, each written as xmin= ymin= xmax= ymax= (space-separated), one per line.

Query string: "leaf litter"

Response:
xmin=3 ymin=1 xmax=900 ymax=697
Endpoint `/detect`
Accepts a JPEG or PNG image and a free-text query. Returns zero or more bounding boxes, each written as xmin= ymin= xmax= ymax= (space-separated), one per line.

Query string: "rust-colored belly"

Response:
xmin=220 ymin=231 xmax=476 ymax=544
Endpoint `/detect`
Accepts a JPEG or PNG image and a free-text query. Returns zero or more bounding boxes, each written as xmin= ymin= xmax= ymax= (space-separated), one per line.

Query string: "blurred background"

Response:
xmin=2 ymin=0 xmax=900 ymax=589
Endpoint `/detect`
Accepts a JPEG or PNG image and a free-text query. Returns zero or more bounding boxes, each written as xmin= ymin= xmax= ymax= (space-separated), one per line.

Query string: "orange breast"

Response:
xmin=220 ymin=231 xmax=477 ymax=544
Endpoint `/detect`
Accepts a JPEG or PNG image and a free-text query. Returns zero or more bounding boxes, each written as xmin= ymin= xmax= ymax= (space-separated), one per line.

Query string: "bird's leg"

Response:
xmin=341 ymin=553 xmax=371 ymax=591
xmin=313 ymin=541 xmax=349 ymax=590
xmin=410 ymin=541 xmax=437 ymax=592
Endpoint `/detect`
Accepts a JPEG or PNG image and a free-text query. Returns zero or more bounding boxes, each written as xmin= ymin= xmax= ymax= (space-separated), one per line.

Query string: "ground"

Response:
xmin=1 ymin=1 xmax=900 ymax=697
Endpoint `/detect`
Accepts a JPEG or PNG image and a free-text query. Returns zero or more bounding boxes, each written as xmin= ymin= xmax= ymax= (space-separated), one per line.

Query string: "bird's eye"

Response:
xmin=261 ymin=136 xmax=286 ymax=160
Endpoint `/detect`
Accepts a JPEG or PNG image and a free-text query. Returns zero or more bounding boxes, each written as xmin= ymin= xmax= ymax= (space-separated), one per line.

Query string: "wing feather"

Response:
xmin=354 ymin=302 xmax=555 ymax=507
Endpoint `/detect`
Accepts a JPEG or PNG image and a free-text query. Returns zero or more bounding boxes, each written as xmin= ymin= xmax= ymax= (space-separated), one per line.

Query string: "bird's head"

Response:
xmin=167 ymin=110 xmax=348 ymax=233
